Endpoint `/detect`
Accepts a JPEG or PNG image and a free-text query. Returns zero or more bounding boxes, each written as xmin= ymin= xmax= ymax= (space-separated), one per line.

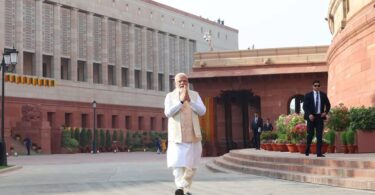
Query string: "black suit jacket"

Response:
xmin=303 ymin=91 xmax=331 ymax=120
xmin=251 ymin=117 xmax=263 ymax=131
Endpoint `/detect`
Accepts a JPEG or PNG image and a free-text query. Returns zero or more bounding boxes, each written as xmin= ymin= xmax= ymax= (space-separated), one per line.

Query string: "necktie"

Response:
xmin=315 ymin=92 xmax=320 ymax=113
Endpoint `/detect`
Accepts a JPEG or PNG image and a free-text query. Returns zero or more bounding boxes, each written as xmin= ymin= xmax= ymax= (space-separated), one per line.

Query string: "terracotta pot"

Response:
xmin=310 ymin=144 xmax=317 ymax=154
xmin=271 ymin=143 xmax=278 ymax=151
xmin=341 ymin=145 xmax=349 ymax=153
xmin=265 ymin=143 xmax=272 ymax=151
xmin=277 ymin=144 xmax=288 ymax=152
xmin=348 ymin=145 xmax=357 ymax=153
xmin=327 ymin=145 xmax=336 ymax=153
xmin=296 ymin=144 xmax=306 ymax=153
xmin=286 ymin=144 xmax=298 ymax=153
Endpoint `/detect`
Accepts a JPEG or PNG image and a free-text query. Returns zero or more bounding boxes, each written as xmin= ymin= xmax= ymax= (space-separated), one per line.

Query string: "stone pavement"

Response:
xmin=0 ymin=152 xmax=375 ymax=195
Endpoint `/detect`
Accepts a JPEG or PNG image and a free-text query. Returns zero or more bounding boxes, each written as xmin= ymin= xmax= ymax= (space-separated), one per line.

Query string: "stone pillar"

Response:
xmin=185 ymin=38 xmax=190 ymax=73
xmin=0 ymin=0 xmax=4 ymax=53
xmin=101 ymin=16 xmax=108 ymax=85
xmin=115 ymin=20 xmax=122 ymax=86
xmin=35 ymin=0 xmax=43 ymax=77
xmin=15 ymin=0 xmax=24 ymax=74
xmin=128 ymin=23 xmax=135 ymax=88
xmin=141 ymin=27 xmax=147 ymax=89
xmin=164 ymin=33 xmax=170 ymax=92
xmin=70 ymin=8 xmax=78 ymax=81
xmin=153 ymin=30 xmax=159 ymax=91
xmin=53 ymin=4 xmax=61 ymax=80
xmin=86 ymin=13 xmax=94 ymax=84
xmin=175 ymin=36 xmax=180 ymax=74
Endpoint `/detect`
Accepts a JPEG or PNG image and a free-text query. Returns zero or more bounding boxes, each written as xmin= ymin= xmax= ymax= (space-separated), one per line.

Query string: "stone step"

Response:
xmin=223 ymin=154 xmax=375 ymax=178
xmin=213 ymin=157 xmax=375 ymax=191
xmin=229 ymin=150 xmax=375 ymax=169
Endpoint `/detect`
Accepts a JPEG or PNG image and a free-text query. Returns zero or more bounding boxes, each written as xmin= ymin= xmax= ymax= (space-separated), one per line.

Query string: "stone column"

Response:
xmin=101 ymin=16 xmax=108 ymax=85
xmin=128 ymin=23 xmax=135 ymax=88
xmin=164 ymin=33 xmax=170 ymax=92
xmin=70 ymin=8 xmax=78 ymax=81
xmin=0 ymin=0 xmax=5 ymax=53
xmin=53 ymin=4 xmax=61 ymax=80
xmin=35 ymin=0 xmax=43 ymax=77
xmin=115 ymin=20 xmax=122 ymax=86
xmin=141 ymin=27 xmax=147 ymax=89
xmin=15 ymin=0 xmax=24 ymax=74
xmin=86 ymin=13 xmax=94 ymax=84
xmin=153 ymin=30 xmax=159 ymax=91
xmin=185 ymin=38 xmax=190 ymax=73
xmin=175 ymin=36 xmax=180 ymax=74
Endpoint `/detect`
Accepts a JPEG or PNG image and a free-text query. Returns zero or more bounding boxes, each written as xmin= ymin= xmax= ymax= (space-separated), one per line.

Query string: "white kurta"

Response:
xmin=167 ymin=142 xmax=202 ymax=168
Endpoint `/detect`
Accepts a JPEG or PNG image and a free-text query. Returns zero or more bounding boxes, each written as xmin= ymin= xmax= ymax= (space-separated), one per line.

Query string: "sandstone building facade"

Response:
xmin=0 ymin=0 xmax=238 ymax=153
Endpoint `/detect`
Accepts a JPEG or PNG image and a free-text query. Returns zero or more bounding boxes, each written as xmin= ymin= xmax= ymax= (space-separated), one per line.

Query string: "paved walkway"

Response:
xmin=1 ymin=152 xmax=375 ymax=195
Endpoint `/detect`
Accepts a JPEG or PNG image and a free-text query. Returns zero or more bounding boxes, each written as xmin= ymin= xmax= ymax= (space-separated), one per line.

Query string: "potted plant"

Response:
xmin=346 ymin=130 xmax=357 ymax=153
xmin=327 ymin=103 xmax=350 ymax=132
xmin=340 ymin=131 xmax=348 ymax=153
xmin=296 ymin=139 xmax=307 ymax=154
xmin=349 ymin=106 xmax=375 ymax=153
xmin=325 ymin=130 xmax=336 ymax=153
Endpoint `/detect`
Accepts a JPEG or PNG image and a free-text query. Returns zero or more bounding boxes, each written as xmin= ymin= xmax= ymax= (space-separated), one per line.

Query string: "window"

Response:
xmin=47 ymin=112 xmax=55 ymax=128
xmin=61 ymin=58 xmax=70 ymax=80
xmin=150 ymin=117 xmax=156 ymax=130
xmin=158 ymin=73 xmax=164 ymax=91
xmin=125 ymin=116 xmax=131 ymax=130
xmin=81 ymin=114 xmax=88 ymax=128
xmin=64 ymin=113 xmax=72 ymax=127
xmin=112 ymin=115 xmax=118 ymax=128
xmin=108 ymin=65 xmax=116 ymax=85
xmin=138 ymin=116 xmax=144 ymax=130
xmin=121 ymin=67 xmax=129 ymax=87
xmin=77 ymin=61 xmax=87 ymax=82
xmin=147 ymin=72 xmax=153 ymax=90
xmin=135 ymin=69 xmax=142 ymax=88
xmin=93 ymin=63 xmax=102 ymax=84
xmin=97 ymin=114 xmax=104 ymax=128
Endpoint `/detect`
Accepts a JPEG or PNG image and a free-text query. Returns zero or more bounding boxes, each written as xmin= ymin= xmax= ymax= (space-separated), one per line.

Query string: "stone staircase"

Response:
xmin=206 ymin=149 xmax=375 ymax=191
xmin=9 ymin=138 xmax=37 ymax=156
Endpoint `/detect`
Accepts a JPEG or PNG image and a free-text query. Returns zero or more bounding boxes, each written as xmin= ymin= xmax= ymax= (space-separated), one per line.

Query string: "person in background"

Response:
xmin=250 ymin=112 xmax=263 ymax=150
xmin=23 ymin=137 xmax=32 ymax=155
xmin=164 ymin=73 xmax=206 ymax=195
xmin=263 ymin=118 xmax=273 ymax=131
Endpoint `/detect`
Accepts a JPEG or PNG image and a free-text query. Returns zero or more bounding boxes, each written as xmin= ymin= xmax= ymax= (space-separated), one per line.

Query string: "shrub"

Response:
xmin=349 ymin=106 xmax=375 ymax=132
xmin=346 ymin=130 xmax=356 ymax=145
xmin=112 ymin=130 xmax=118 ymax=142
xmin=327 ymin=103 xmax=350 ymax=132
xmin=105 ymin=130 xmax=111 ymax=149
xmin=74 ymin=128 xmax=80 ymax=141
xmin=340 ymin=131 xmax=348 ymax=145
xmin=99 ymin=129 xmax=105 ymax=148
xmin=119 ymin=130 xmax=124 ymax=147
xmin=324 ymin=130 xmax=336 ymax=146
xmin=79 ymin=128 xmax=87 ymax=147
xmin=61 ymin=129 xmax=79 ymax=152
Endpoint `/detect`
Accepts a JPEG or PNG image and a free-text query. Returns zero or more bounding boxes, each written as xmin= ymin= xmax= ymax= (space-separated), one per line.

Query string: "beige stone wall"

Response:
xmin=328 ymin=0 xmax=374 ymax=36
xmin=1 ymin=0 xmax=238 ymax=109
xmin=327 ymin=1 xmax=375 ymax=107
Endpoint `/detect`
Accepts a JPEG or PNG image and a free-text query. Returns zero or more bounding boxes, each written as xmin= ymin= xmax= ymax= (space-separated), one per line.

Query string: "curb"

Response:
xmin=0 ymin=165 xmax=22 ymax=174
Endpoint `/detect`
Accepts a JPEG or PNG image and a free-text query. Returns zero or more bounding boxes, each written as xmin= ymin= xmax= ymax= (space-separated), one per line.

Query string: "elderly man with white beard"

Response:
xmin=164 ymin=73 xmax=206 ymax=195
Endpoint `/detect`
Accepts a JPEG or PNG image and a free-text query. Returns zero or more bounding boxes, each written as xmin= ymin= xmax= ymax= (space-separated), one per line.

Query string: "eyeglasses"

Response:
xmin=313 ymin=85 xmax=320 ymax=87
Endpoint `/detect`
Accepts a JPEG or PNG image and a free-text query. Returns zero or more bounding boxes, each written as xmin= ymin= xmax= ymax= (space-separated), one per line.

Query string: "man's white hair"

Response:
xmin=174 ymin=72 xmax=188 ymax=80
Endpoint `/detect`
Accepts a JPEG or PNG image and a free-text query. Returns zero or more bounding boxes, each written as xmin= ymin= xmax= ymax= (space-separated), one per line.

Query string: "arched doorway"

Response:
xmin=288 ymin=95 xmax=304 ymax=114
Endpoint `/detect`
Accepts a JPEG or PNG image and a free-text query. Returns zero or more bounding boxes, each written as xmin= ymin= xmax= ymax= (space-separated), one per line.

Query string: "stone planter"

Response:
xmin=327 ymin=145 xmax=336 ymax=153
xmin=356 ymin=130 xmax=375 ymax=153
xmin=276 ymin=144 xmax=288 ymax=152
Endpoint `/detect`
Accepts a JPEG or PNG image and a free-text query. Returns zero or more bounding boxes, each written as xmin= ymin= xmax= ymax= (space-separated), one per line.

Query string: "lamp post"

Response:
xmin=0 ymin=48 xmax=18 ymax=166
xmin=92 ymin=100 xmax=97 ymax=154
xmin=203 ymin=31 xmax=213 ymax=51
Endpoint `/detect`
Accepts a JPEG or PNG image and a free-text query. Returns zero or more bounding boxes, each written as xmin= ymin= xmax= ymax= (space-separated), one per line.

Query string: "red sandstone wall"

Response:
xmin=327 ymin=2 xmax=375 ymax=107
xmin=192 ymin=73 xmax=328 ymax=155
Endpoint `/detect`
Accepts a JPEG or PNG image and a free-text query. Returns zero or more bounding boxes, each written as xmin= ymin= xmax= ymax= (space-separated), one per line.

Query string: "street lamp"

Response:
xmin=203 ymin=31 xmax=213 ymax=51
xmin=92 ymin=100 xmax=97 ymax=154
xmin=0 ymin=48 xmax=18 ymax=166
